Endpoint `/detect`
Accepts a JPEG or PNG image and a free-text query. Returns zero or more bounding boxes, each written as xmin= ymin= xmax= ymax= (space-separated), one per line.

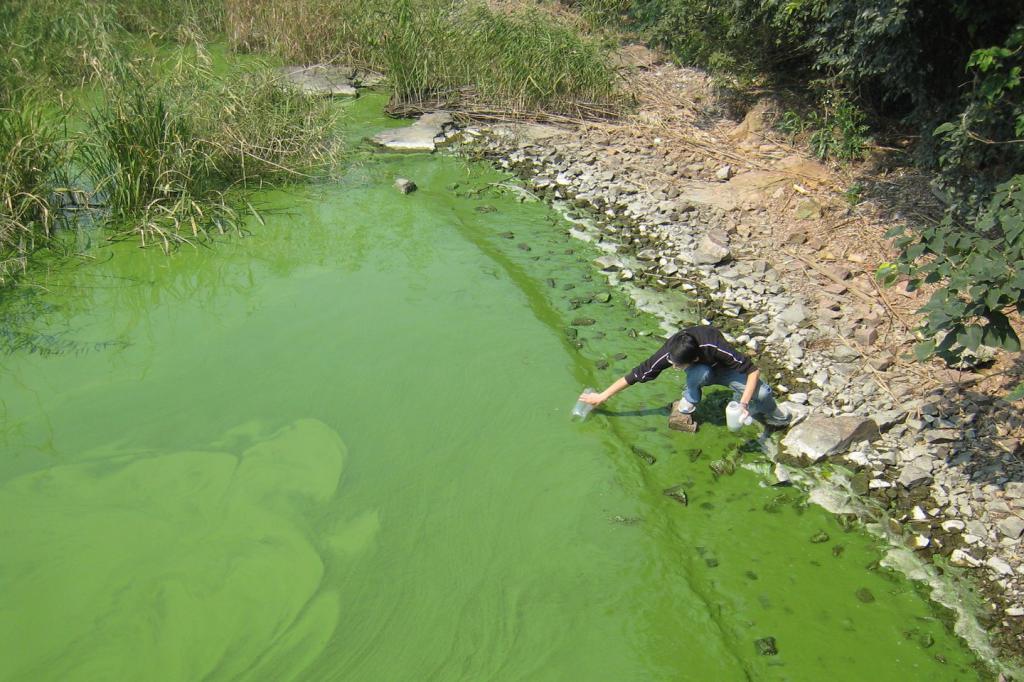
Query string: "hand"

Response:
xmin=739 ymin=403 xmax=751 ymax=422
xmin=579 ymin=391 xmax=605 ymax=405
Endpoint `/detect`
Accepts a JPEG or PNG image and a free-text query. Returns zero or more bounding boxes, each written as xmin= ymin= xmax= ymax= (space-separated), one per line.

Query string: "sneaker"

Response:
xmin=761 ymin=407 xmax=792 ymax=427
xmin=677 ymin=398 xmax=696 ymax=414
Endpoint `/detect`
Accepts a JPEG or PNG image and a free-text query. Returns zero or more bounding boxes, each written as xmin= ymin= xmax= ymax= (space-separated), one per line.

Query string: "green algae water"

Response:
xmin=0 ymin=94 xmax=992 ymax=681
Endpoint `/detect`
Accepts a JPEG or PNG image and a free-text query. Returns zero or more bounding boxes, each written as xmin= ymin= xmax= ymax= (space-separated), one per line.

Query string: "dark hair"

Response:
xmin=667 ymin=332 xmax=698 ymax=366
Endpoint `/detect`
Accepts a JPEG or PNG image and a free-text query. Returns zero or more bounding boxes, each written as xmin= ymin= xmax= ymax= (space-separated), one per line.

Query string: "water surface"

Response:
xmin=0 ymin=94 xmax=989 ymax=681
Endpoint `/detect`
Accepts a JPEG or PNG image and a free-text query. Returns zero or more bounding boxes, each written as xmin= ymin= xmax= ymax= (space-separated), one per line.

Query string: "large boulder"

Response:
xmin=781 ymin=415 xmax=879 ymax=465
xmin=279 ymin=65 xmax=358 ymax=96
xmin=372 ymin=112 xmax=454 ymax=152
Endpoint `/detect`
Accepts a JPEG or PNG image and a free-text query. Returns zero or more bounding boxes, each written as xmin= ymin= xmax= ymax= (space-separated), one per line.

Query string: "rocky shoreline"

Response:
xmin=360 ymin=56 xmax=1022 ymax=667
xmin=440 ymin=118 xmax=1024 ymax=670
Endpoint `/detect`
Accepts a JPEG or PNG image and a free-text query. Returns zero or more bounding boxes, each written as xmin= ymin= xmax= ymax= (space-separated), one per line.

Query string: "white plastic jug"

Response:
xmin=572 ymin=388 xmax=597 ymax=420
xmin=725 ymin=401 xmax=753 ymax=431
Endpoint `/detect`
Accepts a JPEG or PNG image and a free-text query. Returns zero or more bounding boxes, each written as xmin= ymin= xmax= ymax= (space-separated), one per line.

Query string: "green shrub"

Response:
xmin=778 ymin=92 xmax=869 ymax=163
xmin=884 ymin=175 xmax=1024 ymax=364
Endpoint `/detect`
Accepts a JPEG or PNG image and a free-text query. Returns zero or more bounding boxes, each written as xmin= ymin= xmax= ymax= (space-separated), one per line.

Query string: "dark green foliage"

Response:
xmin=885 ymin=175 xmax=1024 ymax=363
xmin=780 ymin=91 xmax=870 ymax=162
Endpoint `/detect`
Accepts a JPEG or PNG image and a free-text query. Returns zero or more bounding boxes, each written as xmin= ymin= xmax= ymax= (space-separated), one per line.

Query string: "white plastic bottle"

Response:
xmin=572 ymin=388 xmax=597 ymax=420
xmin=725 ymin=401 xmax=753 ymax=431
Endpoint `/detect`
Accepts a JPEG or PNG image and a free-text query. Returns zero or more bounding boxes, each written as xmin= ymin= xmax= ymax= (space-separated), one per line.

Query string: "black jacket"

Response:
xmin=625 ymin=326 xmax=755 ymax=385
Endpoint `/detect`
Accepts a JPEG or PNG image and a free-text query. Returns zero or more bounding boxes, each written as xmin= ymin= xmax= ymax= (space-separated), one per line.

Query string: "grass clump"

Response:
xmin=79 ymin=52 xmax=340 ymax=250
xmin=0 ymin=94 xmax=68 ymax=283
xmin=0 ymin=0 xmax=122 ymax=90
xmin=460 ymin=5 xmax=620 ymax=115
xmin=226 ymin=0 xmax=624 ymax=118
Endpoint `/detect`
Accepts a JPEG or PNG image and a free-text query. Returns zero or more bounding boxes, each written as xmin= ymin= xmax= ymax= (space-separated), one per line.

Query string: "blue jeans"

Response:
xmin=683 ymin=364 xmax=778 ymax=416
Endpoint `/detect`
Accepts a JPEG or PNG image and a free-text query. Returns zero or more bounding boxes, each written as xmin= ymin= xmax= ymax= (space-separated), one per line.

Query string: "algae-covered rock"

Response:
xmin=709 ymin=458 xmax=735 ymax=478
xmin=754 ymin=637 xmax=778 ymax=656
xmin=669 ymin=402 xmax=698 ymax=433
xmin=631 ymin=445 xmax=656 ymax=465
xmin=810 ymin=530 xmax=830 ymax=544
xmin=855 ymin=587 xmax=876 ymax=603
xmin=394 ymin=177 xmax=417 ymax=194
xmin=663 ymin=484 xmax=688 ymax=506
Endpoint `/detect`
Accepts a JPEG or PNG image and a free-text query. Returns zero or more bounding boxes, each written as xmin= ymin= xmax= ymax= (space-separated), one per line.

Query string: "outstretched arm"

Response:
xmin=580 ymin=377 xmax=629 ymax=405
xmin=739 ymin=369 xmax=760 ymax=416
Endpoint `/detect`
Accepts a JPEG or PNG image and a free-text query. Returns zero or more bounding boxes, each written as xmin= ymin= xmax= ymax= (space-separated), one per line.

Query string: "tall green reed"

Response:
xmin=0 ymin=93 xmax=67 ymax=283
xmin=78 ymin=52 xmax=340 ymax=250
xmin=225 ymin=0 xmax=624 ymax=117
xmin=0 ymin=0 xmax=122 ymax=89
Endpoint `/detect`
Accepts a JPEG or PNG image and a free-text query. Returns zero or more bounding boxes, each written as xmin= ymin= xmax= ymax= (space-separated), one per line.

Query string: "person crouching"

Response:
xmin=577 ymin=324 xmax=791 ymax=427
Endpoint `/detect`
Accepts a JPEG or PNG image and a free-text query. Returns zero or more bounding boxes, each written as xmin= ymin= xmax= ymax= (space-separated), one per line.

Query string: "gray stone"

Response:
xmin=594 ymin=255 xmax=624 ymax=271
xmin=781 ymin=415 xmax=880 ymax=464
xmin=279 ymin=65 xmax=358 ymax=96
xmin=941 ymin=519 xmax=966 ymax=533
xmin=372 ymin=112 xmax=454 ymax=152
xmin=1005 ymin=482 xmax=1024 ymax=499
xmin=779 ymin=303 xmax=807 ymax=326
xmin=870 ymin=409 xmax=906 ymax=432
xmin=950 ymin=549 xmax=981 ymax=568
xmin=394 ymin=177 xmax=417 ymax=194
xmin=869 ymin=354 xmax=894 ymax=371
xmin=794 ymin=198 xmax=822 ymax=220
xmin=986 ymin=556 xmax=1014 ymax=576
xmin=687 ymin=232 xmax=731 ymax=265
xmin=854 ymin=326 xmax=878 ymax=347
xmin=772 ymin=463 xmax=792 ymax=486
xmin=715 ymin=165 xmax=734 ymax=181
xmin=898 ymin=466 xmax=933 ymax=489
xmin=997 ymin=515 xmax=1024 ymax=539
xmin=923 ymin=429 xmax=958 ymax=444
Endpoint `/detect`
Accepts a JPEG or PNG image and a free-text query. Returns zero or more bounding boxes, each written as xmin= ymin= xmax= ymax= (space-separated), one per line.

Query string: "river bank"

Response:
xmin=422 ymin=52 xmax=1024 ymax=670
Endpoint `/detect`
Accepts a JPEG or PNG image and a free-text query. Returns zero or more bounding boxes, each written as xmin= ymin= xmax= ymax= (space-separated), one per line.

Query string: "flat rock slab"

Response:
xmin=668 ymin=402 xmax=698 ymax=432
xmin=279 ymin=65 xmax=358 ymax=96
xmin=685 ymin=231 xmax=730 ymax=265
xmin=372 ymin=112 xmax=455 ymax=152
xmin=897 ymin=466 xmax=932 ymax=489
xmin=781 ymin=415 xmax=879 ymax=465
